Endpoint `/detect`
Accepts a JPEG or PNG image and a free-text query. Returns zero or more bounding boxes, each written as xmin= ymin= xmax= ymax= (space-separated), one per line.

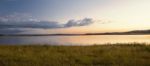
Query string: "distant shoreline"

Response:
xmin=0 ymin=34 xmax=150 ymax=36
xmin=1 ymin=29 xmax=150 ymax=36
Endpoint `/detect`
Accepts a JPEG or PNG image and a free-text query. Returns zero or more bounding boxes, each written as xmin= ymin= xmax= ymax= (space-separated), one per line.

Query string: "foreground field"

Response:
xmin=0 ymin=43 xmax=150 ymax=66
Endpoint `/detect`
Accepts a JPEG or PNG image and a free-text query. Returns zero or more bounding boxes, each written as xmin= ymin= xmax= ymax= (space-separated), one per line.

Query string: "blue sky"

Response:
xmin=0 ymin=0 xmax=112 ymax=21
xmin=1 ymin=0 xmax=150 ymax=34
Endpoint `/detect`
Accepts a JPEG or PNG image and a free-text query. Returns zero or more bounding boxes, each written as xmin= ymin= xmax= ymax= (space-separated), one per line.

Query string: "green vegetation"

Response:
xmin=0 ymin=43 xmax=150 ymax=66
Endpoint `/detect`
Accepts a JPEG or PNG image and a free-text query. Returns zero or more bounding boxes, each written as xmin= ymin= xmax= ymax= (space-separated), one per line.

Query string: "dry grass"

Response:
xmin=0 ymin=43 xmax=149 ymax=66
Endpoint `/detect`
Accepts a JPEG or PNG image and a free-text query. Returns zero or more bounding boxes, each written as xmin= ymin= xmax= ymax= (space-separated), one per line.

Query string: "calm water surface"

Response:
xmin=0 ymin=35 xmax=150 ymax=45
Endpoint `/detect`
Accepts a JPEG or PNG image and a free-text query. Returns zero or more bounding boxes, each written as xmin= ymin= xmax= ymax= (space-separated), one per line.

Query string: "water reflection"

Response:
xmin=0 ymin=35 xmax=150 ymax=45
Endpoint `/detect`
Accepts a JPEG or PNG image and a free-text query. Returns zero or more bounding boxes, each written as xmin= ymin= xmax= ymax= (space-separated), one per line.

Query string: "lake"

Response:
xmin=0 ymin=35 xmax=150 ymax=45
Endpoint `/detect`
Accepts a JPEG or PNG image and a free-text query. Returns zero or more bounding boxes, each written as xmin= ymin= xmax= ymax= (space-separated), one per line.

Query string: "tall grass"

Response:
xmin=0 ymin=43 xmax=149 ymax=66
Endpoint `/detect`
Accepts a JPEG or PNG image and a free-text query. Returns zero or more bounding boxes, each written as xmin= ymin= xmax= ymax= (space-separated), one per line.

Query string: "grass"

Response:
xmin=0 ymin=43 xmax=149 ymax=66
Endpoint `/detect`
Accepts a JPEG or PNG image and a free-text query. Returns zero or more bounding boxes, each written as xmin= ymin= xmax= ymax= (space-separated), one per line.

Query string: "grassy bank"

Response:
xmin=0 ymin=43 xmax=150 ymax=66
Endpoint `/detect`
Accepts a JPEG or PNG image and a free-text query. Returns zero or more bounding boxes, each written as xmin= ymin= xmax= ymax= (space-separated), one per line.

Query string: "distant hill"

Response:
xmin=0 ymin=29 xmax=150 ymax=36
xmin=86 ymin=30 xmax=150 ymax=35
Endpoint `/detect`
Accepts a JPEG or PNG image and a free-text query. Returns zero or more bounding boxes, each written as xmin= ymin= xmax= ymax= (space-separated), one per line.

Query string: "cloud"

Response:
xmin=0 ymin=13 xmax=112 ymax=30
xmin=64 ymin=18 xmax=93 ymax=27
xmin=0 ymin=28 xmax=28 ymax=34
xmin=0 ymin=13 xmax=38 ymax=22
xmin=0 ymin=13 xmax=96 ymax=29
xmin=0 ymin=21 xmax=63 ymax=29
xmin=0 ymin=13 xmax=112 ymax=34
xmin=0 ymin=13 xmax=62 ymax=29
xmin=0 ymin=18 xmax=94 ymax=29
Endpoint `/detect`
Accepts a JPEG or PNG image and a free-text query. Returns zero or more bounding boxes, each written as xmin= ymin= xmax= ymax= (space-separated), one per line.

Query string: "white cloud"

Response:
xmin=0 ymin=13 xmax=111 ymax=34
xmin=64 ymin=18 xmax=94 ymax=27
xmin=0 ymin=13 xmax=97 ymax=29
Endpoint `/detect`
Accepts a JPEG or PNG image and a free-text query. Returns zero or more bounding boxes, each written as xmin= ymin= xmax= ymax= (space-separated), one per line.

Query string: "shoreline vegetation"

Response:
xmin=0 ymin=43 xmax=149 ymax=66
xmin=0 ymin=29 xmax=150 ymax=36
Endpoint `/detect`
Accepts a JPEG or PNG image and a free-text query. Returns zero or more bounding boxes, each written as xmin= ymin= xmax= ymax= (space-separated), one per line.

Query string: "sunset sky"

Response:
xmin=0 ymin=0 xmax=150 ymax=34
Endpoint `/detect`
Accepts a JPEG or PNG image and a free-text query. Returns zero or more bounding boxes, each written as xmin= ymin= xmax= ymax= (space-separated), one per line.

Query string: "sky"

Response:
xmin=0 ymin=0 xmax=150 ymax=34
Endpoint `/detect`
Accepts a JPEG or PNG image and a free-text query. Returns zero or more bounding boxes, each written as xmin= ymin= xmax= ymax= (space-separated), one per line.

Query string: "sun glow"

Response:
xmin=82 ymin=0 xmax=150 ymax=33
xmin=1 ymin=0 xmax=150 ymax=34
